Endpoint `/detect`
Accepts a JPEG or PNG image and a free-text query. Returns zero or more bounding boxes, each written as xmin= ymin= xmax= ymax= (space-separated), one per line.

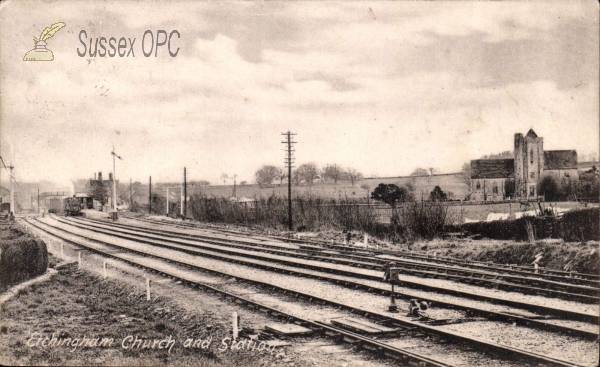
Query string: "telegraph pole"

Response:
xmin=129 ymin=178 xmax=132 ymax=208
xmin=281 ymin=131 xmax=296 ymax=231
xmin=183 ymin=167 xmax=187 ymax=220
xmin=149 ymin=176 xmax=152 ymax=214
xmin=8 ymin=165 xmax=14 ymax=215
xmin=111 ymin=147 xmax=122 ymax=220
xmin=37 ymin=188 xmax=40 ymax=213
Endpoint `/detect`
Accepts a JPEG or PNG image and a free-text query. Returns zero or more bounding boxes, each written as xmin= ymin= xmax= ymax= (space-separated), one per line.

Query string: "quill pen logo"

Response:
xmin=23 ymin=22 xmax=66 ymax=61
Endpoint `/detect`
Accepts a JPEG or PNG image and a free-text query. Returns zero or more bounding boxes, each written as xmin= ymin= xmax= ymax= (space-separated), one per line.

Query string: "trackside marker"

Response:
xmin=146 ymin=277 xmax=151 ymax=301
xmin=232 ymin=312 xmax=238 ymax=340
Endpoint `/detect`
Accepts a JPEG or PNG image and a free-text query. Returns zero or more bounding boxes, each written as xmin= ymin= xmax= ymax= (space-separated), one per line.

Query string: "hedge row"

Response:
xmin=0 ymin=237 xmax=48 ymax=292
xmin=449 ymin=207 xmax=599 ymax=242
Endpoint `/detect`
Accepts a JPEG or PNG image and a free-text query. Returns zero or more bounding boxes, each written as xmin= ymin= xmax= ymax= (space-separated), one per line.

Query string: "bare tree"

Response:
xmin=220 ymin=173 xmax=229 ymax=185
xmin=346 ymin=167 xmax=363 ymax=186
xmin=411 ymin=168 xmax=428 ymax=177
xmin=255 ymin=165 xmax=279 ymax=187
xmin=277 ymin=167 xmax=287 ymax=186
xmin=460 ymin=162 xmax=472 ymax=187
xmin=118 ymin=181 xmax=142 ymax=204
xmin=296 ymin=163 xmax=319 ymax=185
xmin=322 ymin=164 xmax=344 ymax=184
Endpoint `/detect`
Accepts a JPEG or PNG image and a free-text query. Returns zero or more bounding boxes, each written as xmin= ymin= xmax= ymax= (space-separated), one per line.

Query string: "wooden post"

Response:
xmin=78 ymin=252 xmax=81 ymax=269
xmin=61 ymin=243 xmax=64 ymax=257
xmin=232 ymin=312 xmax=239 ymax=340
xmin=103 ymin=261 xmax=107 ymax=279
xmin=146 ymin=277 xmax=151 ymax=301
xmin=364 ymin=234 xmax=369 ymax=247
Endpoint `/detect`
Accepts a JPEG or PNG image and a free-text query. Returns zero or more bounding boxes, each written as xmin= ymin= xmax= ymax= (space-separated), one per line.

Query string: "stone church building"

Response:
xmin=470 ymin=129 xmax=578 ymax=201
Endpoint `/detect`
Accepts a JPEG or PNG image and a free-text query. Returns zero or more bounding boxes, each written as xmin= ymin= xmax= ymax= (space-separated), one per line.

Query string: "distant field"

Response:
xmin=179 ymin=173 xmax=469 ymax=201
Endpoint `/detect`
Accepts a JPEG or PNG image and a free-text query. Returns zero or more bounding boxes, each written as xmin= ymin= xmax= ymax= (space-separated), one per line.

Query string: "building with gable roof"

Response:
xmin=470 ymin=129 xmax=578 ymax=201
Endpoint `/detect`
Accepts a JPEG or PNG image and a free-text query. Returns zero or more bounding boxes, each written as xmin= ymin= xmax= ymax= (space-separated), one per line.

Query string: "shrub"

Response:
xmin=397 ymin=200 xmax=451 ymax=240
xmin=0 ymin=237 xmax=48 ymax=291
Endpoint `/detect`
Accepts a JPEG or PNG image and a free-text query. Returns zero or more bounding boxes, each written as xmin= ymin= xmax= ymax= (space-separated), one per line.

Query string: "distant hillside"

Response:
xmin=142 ymin=172 xmax=470 ymax=202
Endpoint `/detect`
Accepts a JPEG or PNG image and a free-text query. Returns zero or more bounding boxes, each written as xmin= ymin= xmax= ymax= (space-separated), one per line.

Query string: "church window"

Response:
xmin=492 ymin=181 xmax=498 ymax=194
xmin=530 ymin=148 xmax=534 ymax=164
xmin=476 ymin=181 xmax=481 ymax=190
xmin=530 ymin=172 xmax=535 ymax=179
xmin=529 ymin=186 xmax=535 ymax=196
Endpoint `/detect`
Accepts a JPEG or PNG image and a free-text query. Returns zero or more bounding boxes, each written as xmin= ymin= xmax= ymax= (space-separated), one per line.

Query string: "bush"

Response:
xmin=560 ymin=207 xmax=599 ymax=242
xmin=0 ymin=237 xmax=48 ymax=291
xmin=397 ymin=200 xmax=451 ymax=240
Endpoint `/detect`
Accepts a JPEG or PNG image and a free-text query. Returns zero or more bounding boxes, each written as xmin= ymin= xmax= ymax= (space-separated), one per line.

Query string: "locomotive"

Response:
xmin=63 ymin=197 xmax=83 ymax=216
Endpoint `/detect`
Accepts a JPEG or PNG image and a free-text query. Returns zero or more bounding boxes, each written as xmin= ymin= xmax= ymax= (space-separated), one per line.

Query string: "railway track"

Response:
xmin=76 ymin=216 xmax=600 ymax=303
xmin=22 ymin=217 xmax=591 ymax=367
xmin=130 ymin=215 xmax=600 ymax=286
xmin=58 ymin=216 xmax=599 ymax=329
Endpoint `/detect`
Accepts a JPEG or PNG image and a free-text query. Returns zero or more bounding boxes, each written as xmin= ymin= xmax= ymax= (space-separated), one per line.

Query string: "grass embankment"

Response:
xmin=405 ymin=240 xmax=600 ymax=275
xmin=0 ymin=261 xmax=281 ymax=366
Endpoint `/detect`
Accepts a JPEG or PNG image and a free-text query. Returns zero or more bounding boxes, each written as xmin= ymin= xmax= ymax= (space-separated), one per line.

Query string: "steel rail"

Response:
xmin=128 ymin=215 xmax=600 ymax=284
xmin=47 ymin=217 xmax=600 ymax=334
xmin=76 ymin=216 xmax=600 ymax=300
xmin=64 ymin=217 xmax=600 ymax=314
xmin=23 ymin=218 xmax=585 ymax=367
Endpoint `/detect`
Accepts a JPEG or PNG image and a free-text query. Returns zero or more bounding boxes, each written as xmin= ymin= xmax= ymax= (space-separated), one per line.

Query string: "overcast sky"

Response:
xmin=1 ymin=0 xmax=598 ymax=187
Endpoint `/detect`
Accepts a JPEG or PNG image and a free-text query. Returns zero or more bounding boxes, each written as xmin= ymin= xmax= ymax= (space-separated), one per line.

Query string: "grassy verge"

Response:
xmin=401 ymin=239 xmax=600 ymax=274
xmin=0 ymin=265 xmax=283 ymax=366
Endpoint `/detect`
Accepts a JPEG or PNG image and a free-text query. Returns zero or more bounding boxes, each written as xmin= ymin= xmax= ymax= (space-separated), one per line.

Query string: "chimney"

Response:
xmin=94 ymin=172 xmax=97 ymax=180
xmin=109 ymin=172 xmax=113 ymax=181
xmin=98 ymin=172 xmax=103 ymax=181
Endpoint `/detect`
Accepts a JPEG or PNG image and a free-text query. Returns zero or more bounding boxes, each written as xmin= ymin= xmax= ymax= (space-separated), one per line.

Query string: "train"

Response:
xmin=46 ymin=196 xmax=88 ymax=216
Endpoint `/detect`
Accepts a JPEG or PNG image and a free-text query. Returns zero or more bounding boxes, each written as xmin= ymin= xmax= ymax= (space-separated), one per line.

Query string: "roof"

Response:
xmin=470 ymin=159 xmax=515 ymax=179
xmin=526 ymin=129 xmax=538 ymax=138
xmin=74 ymin=193 xmax=91 ymax=198
xmin=544 ymin=150 xmax=578 ymax=170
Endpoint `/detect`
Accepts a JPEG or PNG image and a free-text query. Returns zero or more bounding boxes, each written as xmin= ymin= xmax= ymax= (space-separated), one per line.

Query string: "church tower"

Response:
xmin=514 ymin=129 xmax=544 ymax=198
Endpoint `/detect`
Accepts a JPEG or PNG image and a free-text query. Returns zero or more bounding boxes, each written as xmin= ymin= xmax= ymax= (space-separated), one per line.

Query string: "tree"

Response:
xmin=538 ymin=175 xmax=560 ymax=201
xmin=87 ymin=180 xmax=109 ymax=205
xmin=460 ymin=162 xmax=472 ymax=187
xmin=322 ymin=164 xmax=344 ymax=184
xmin=277 ymin=167 xmax=287 ymax=186
xmin=150 ymin=193 xmax=166 ymax=214
xmin=481 ymin=150 xmax=513 ymax=159
xmin=371 ymin=183 xmax=411 ymax=208
xmin=345 ymin=167 xmax=363 ymax=186
xmin=429 ymin=186 xmax=447 ymax=201
xmin=118 ymin=181 xmax=143 ymax=205
xmin=220 ymin=173 xmax=229 ymax=185
xmin=504 ymin=179 xmax=516 ymax=199
xmin=197 ymin=180 xmax=210 ymax=186
xmin=411 ymin=168 xmax=428 ymax=177
xmin=255 ymin=165 xmax=279 ymax=187
xmin=296 ymin=163 xmax=319 ymax=185
xmin=577 ymin=169 xmax=599 ymax=201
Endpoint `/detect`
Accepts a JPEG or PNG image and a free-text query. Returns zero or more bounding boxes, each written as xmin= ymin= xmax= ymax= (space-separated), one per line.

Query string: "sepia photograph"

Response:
xmin=0 ymin=1 xmax=598 ymax=366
